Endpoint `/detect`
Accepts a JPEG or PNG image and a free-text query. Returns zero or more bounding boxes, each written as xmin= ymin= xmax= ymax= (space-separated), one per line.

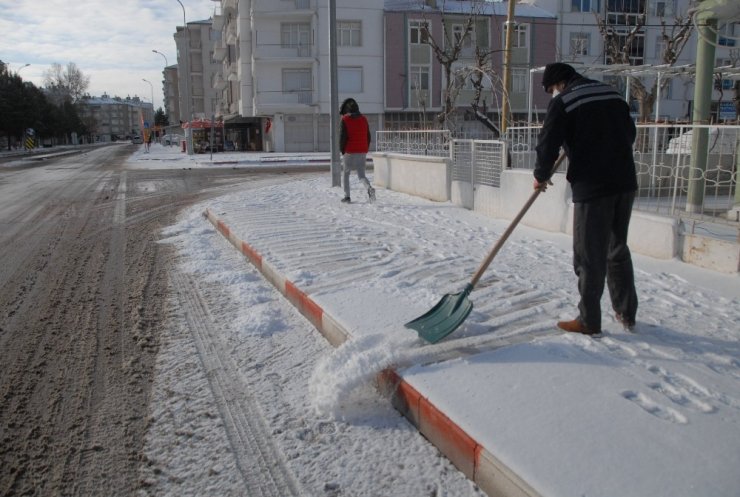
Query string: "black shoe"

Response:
xmin=341 ymin=196 xmax=351 ymax=203
xmin=615 ymin=313 xmax=636 ymax=331
xmin=367 ymin=187 xmax=376 ymax=202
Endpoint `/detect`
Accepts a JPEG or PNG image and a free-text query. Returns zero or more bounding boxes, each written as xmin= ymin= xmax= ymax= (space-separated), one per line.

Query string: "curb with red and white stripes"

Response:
xmin=204 ymin=208 xmax=541 ymax=497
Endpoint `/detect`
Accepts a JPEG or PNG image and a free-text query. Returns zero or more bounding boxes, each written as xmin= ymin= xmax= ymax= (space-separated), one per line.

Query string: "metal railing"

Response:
xmin=378 ymin=125 xmax=738 ymax=228
xmin=503 ymin=124 xmax=739 ymax=226
xmin=451 ymin=139 xmax=506 ymax=188
xmin=376 ymin=130 xmax=450 ymax=157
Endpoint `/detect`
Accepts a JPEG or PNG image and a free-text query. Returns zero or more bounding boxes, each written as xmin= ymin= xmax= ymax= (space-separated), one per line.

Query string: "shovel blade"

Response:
xmin=405 ymin=284 xmax=474 ymax=344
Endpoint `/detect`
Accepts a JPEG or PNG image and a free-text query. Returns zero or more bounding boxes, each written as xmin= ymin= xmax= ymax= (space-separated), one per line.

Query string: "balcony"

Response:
xmin=212 ymin=12 xmax=224 ymax=32
xmin=226 ymin=21 xmax=238 ymax=45
xmin=212 ymin=73 xmax=226 ymax=91
xmin=213 ymin=39 xmax=227 ymax=61
xmin=252 ymin=0 xmax=314 ymax=18
xmin=226 ymin=62 xmax=238 ymax=81
xmin=253 ymin=42 xmax=314 ymax=61
xmin=255 ymin=89 xmax=314 ymax=110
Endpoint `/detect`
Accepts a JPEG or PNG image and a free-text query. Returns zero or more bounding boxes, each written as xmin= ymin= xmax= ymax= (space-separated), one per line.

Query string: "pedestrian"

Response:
xmin=339 ymin=98 xmax=375 ymax=203
xmin=533 ymin=62 xmax=639 ymax=336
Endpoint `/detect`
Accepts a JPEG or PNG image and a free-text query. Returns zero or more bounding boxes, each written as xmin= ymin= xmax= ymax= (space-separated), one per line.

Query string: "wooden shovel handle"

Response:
xmin=469 ymin=152 xmax=566 ymax=289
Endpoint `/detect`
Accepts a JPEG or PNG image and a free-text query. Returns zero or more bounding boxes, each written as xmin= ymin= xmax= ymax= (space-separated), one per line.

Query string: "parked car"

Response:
xmin=131 ymin=135 xmax=143 ymax=144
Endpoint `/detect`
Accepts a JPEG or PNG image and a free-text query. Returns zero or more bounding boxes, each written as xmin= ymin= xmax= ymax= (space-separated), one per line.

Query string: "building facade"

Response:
xmin=174 ymin=19 xmax=221 ymax=124
xmin=211 ymin=0 xmax=385 ymax=152
xmin=384 ymin=0 xmax=558 ymax=132
xmin=78 ymin=94 xmax=154 ymax=142
xmin=534 ymin=0 xmax=739 ymax=121
xmin=162 ymin=64 xmax=181 ymax=125
xmin=166 ymin=0 xmax=739 ymax=153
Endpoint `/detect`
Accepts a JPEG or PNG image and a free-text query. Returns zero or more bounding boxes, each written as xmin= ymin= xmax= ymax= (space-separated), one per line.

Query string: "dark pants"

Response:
xmin=573 ymin=191 xmax=638 ymax=330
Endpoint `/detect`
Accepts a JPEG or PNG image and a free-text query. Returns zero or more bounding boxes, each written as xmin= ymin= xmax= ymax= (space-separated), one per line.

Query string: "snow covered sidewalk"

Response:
xmin=202 ymin=176 xmax=740 ymax=497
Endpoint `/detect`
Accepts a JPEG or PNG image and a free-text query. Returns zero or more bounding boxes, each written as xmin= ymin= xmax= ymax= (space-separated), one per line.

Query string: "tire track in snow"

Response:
xmin=172 ymin=271 xmax=303 ymax=497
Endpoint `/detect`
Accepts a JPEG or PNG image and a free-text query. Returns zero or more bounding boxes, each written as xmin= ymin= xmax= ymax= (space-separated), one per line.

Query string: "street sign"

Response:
xmin=26 ymin=128 xmax=34 ymax=136
xmin=144 ymin=121 xmax=150 ymax=128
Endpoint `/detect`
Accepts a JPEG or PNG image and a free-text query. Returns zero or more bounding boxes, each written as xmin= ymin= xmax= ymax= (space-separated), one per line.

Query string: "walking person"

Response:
xmin=533 ymin=63 xmax=639 ymax=336
xmin=339 ymin=98 xmax=375 ymax=203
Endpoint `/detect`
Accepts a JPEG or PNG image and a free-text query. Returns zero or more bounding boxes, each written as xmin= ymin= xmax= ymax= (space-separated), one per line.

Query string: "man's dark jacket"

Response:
xmin=534 ymin=75 xmax=638 ymax=202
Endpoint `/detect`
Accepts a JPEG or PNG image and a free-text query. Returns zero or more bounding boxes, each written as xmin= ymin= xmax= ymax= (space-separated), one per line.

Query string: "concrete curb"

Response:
xmin=203 ymin=208 xmax=541 ymax=497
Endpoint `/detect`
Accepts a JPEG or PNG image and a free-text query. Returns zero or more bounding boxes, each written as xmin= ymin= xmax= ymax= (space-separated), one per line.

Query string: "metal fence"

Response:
xmin=376 ymin=130 xmax=450 ymax=157
xmin=504 ymin=124 xmax=739 ymax=227
xmin=451 ymin=140 xmax=506 ymax=188
xmin=375 ymin=125 xmax=739 ymax=228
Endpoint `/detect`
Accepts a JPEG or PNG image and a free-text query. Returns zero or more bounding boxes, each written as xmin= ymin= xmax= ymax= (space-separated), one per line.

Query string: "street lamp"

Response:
xmin=152 ymin=49 xmax=168 ymax=67
xmin=174 ymin=0 xmax=193 ymax=155
xmin=142 ymin=78 xmax=154 ymax=110
xmin=15 ymin=63 xmax=30 ymax=74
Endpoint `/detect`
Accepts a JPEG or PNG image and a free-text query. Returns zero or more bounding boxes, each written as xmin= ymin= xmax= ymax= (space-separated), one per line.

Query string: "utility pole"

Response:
xmin=500 ymin=0 xmax=516 ymax=135
xmin=329 ymin=0 xmax=341 ymax=187
xmin=175 ymin=0 xmax=194 ymax=156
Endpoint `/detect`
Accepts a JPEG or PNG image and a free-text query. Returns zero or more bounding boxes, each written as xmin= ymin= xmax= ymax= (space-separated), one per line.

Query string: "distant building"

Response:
xmin=78 ymin=94 xmax=154 ymax=142
xmin=211 ymin=0 xmax=385 ymax=152
xmin=162 ymin=64 xmax=180 ymax=125
xmin=174 ymin=19 xmax=221 ymax=124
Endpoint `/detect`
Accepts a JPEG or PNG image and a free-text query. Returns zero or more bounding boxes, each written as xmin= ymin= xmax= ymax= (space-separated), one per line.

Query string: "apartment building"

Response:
xmin=211 ymin=0 xmax=384 ymax=152
xmin=535 ymin=0 xmax=739 ymax=121
xmin=162 ymin=64 xmax=181 ymax=125
xmin=384 ymin=1 xmax=557 ymax=132
xmin=174 ymin=19 xmax=221 ymax=124
xmin=78 ymin=94 xmax=153 ymax=142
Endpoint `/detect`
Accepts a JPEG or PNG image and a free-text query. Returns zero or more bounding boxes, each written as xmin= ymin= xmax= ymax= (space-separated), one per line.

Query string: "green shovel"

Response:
xmin=406 ymin=153 xmax=566 ymax=343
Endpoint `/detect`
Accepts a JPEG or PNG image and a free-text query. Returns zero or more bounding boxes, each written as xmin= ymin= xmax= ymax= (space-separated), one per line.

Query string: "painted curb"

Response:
xmin=203 ymin=208 xmax=540 ymax=497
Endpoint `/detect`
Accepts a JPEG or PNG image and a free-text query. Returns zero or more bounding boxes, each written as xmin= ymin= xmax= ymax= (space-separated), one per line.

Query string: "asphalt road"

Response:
xmin=0 ymin=145 xmax=318 ymax=496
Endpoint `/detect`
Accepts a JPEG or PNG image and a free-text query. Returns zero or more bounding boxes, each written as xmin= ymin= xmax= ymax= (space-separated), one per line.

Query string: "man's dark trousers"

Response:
xmin=573 ymin=191 xmax=638 ymax=330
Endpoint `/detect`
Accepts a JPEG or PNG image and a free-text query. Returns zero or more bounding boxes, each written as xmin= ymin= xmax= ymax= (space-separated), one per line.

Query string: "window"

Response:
xmin=409 ymin=20 xmax=429 ymax=45
xmin=338 ymin=21 xmax=361 ymax=47
xmin=338 ymin=67 xmax=363 ymax=93
xmin=283 ymin=69 xmax=312 ymax=104
xmin=281 ymin=23 xmax=311 ymax=49
xmin=718 ymin=23 xmax=737 ymax=47
xmin=572 ymin=0 xmax=599 ymax=12
xmin=512 ymin=68 xmax=527 ymax=93
xmin=570 ymin=32 xmax=590 ymax=56
xmin=410 ymin=66 xmax=430 ymax=90
xmin=504 ymin=23 xmax=529 ymax=49
xmin=451 ymin=23 xmax=473 ymax=48
xmin=716 ymin=58 xmax=735 ymax=90
xmin=652 ymin=0 xmax=674 ymax=17
xmin=606 ymin=0 xmax=645 ymax=13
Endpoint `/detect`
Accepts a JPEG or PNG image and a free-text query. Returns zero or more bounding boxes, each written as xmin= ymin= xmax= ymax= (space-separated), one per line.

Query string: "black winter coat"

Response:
xmin=534 ymin=76 xmax=638 ymax=202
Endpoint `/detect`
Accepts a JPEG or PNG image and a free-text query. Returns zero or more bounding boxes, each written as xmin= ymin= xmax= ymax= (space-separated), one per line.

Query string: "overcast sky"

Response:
xmin=1 ymin=0 xmax=215 ymax=111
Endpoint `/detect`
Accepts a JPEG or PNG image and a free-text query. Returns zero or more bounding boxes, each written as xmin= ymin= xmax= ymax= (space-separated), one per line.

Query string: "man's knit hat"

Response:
xmin=541 ymin=63 xmax=577 ymax=92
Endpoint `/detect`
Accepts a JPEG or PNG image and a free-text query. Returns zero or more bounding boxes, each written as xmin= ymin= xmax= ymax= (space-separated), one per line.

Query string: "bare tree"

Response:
xmin=596 ymin=12 xmax=693 ymax=122
xmin=43 ymin=62 xmax=90 ymax=105
xmin=419 ymin=0 xmax=483 ymax=128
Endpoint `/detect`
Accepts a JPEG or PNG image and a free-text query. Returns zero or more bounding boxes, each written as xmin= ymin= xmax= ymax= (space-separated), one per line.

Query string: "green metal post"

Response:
xmin=687 ymin=12 xmax=717 ymax=213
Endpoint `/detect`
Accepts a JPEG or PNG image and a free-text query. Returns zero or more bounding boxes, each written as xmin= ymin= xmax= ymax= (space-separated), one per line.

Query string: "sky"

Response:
xmin=0 ymin=0 xmax=215 ymax=110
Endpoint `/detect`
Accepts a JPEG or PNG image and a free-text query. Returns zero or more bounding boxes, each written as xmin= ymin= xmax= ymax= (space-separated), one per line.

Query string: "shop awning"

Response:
xmin=182 ymin=119 xmax=225 ymax=129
